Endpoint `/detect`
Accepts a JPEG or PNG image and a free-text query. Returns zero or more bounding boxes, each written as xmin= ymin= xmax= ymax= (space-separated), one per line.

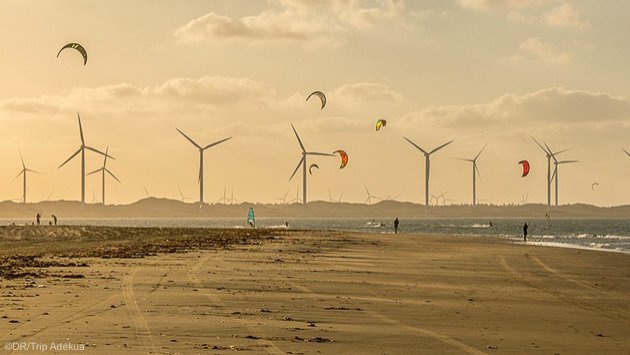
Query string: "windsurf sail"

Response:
xmin=247 ymin=207 xmax=255 ymax=228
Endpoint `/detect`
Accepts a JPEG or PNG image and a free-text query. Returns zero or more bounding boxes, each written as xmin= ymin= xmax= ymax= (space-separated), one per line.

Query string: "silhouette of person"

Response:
xmin=394 ymin=217 xmax=399 ymax=234
xmin=51 ymin=215 xmax=57 ymax=226
xmin=523 ymin=223 xmax=528 ymax=241
xmin=36 ymin=212 xmax=41 ymax=226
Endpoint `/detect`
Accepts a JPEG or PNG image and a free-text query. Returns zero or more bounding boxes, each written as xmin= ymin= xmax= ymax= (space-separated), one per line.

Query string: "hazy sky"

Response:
xmin=1 ymin=0 xmax=630 ymax=206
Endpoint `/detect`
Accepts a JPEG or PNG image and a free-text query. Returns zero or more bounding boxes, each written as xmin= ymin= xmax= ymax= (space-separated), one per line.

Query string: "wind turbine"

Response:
xmin=548 ymin=144 xmax=578 ymax=207
xmin=457 ymin=144 xmax=486 ymax=206
xmin=176 ymin=128 xmax=231 ymax=205
xmin=178 ymin=188 xmax=192 ymax=202
xmin=275 ymin=189 xmax=290 ymax=204
xmin=229 ymin=187 xmax=239 ymax=205
xmin=531 ymin=137 xmax=571 ymax=209
xmin=12 ymin=151 xmax=40 ymax=203
xmin=364 ymin=186 xmax=382 ymax=205
xmin=289 ymin=124 xmax=333 ymax=205
xmin=59 ymin=113 xmax=113 ymax=204
xmin=403 ymin=137 xmax=454 ymax=210
xmin=86 ymin=147 xmax=119 ymax=205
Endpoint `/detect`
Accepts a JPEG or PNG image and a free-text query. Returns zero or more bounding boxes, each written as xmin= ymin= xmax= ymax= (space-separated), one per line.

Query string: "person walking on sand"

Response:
xmin=523 ymin=223 xmax=528 ymax=242
xmin=51 ymin=215 xmax=57 ymax=226
xmin=394 ymin=217 xmax=399 ymax=234
xmin=36 ymin=212 xmax=41 ymax=226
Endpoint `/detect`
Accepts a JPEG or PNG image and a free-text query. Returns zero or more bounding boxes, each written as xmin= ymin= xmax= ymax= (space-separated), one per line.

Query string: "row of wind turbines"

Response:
xmin=12 ymin=113 xmax=624 ymax=207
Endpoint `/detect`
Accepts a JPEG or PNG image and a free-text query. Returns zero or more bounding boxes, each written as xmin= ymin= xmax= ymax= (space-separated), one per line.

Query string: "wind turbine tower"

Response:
xmin=548 ymin=143 xmax=578 ymax=207
xmin=457 ymin=144 xmax=486 ymax=206
xmin=87 ymin=147 xmax=119 ymax=205
xmin=531 ymin=137 xmax=570 ymax=209
xmin=12 ymin=152 xmax=40 ymax=203
xmin=403 ymin=137 xmax=454 ymax=210
xmin=59 ymin=113 xmax=113 ymax=204
xmin=289 ymin=124 xmax=333 ymax=205
xmin=176 ymin=128 xmax=231 ymax=205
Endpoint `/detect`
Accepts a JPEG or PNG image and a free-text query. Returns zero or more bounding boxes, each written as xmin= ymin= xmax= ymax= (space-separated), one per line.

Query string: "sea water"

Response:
xmin=3 ymin=217 xmax=629 ymax=254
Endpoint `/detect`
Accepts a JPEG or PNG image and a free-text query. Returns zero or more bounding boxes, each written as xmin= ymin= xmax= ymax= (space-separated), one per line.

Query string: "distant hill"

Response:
xmin=0 ymin=199 xmax=629 ymax=219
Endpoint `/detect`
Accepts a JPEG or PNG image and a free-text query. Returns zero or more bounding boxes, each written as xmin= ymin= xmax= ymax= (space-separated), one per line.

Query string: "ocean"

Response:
xmin=5 ymin=217 xmax=629 ymax=254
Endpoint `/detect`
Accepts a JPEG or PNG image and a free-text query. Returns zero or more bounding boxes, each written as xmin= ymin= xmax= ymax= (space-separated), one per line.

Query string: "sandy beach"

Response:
xmin=1 ymin=226 xmax=629 ymax=354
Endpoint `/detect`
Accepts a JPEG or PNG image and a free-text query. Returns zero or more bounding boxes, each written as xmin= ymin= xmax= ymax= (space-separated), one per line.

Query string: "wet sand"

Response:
xmin=1 ymin=226 xmax=629 ymax=354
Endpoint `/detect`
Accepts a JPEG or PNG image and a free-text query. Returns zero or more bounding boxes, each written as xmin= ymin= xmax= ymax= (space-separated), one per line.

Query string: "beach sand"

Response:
xmin=0 ymin=226 xmax=629 ymax=354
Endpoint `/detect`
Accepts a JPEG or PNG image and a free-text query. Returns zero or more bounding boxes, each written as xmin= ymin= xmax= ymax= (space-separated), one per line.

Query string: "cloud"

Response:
xmin=401 ymin=87 xmax=630 ymax=130
xmin=544 ymin=3 xmax=589 ymax=28
xmin=511 ymin=37 xmax=571 ymax=64
xmin=175 ymin=0 xmax=406 ymax=46
xmin=0 ymin=77 xmax=277 ymax=119
xmin=458 ymin=0 xmax=556 ymax=11
xmin=332 ymin=82 xmax=404 ymax=106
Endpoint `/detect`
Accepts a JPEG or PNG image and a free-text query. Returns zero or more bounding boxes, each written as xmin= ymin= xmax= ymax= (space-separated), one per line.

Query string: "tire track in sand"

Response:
xmin=187 ymin=254 xmax=284 ymax=355
xmin=4 ymin=293 xmax=120 ymax=354
xmin=287 ymin=283 xmax=486 ymax=354
xmin=499 ymin=255 xmax=625 ymax=320
xmin=122 ymin=269 xmax=156 ymax=353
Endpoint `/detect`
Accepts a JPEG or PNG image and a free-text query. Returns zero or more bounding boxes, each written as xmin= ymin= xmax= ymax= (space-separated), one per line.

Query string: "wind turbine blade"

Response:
xmin=203 ymin=136 xmax=232 ymax=150
xmin=85 ymin=146 xmax=115 ymax=159
xmin=19 ymin=150 xmax=25 ymax=169
xmin=456 ymin=158 xmax=474 ymax=162
xmin=531 ymin=136 xmax=550 ymax=154
xmin=551 ymin=167 xmax=557 ymax=182
xmin=474 ymin=143 xmax=488 ymax=161
xmin=403 ymin=137 xmax=428 ymax=154
xmin=289 ymin=156 xmax=304 ymax=181
xmin=558 ymin=160 xmax=578 ymax=164
xmin=176 ymin=128 xmax=201 ymax=149
xmin=475 ymin=164 xmax=482 ymax=181
xmin=307 ymin=152 xmax=335 ymax=157
xmin=10 ymin=171 xmax=23 ymax=183
xmin=291 ymin=124 xmax=306 ymax=152
xmin=552 ymin=147 xmax=573 ymax=156
xmin=58 ymin=147 xmax=82 ymax=168
xmin=624 ymin=148 xmax=630 ymax=157
xmin=77 ymin=113 xmax=85 ymax=145
xmin=25 ymin=169 xmax=42 ymax=174
xmin=429 ymin=140 xmax=454 ymax=155
xmin=364 ymin=185 xmax=370 ymax=195
xmin=338 ymin=192 xmax=343 ymax=201
xmin=103 ymin=147 xmax=109 ymax=166
xmin=106 ymin=169 xmax=120 ymax=183
xmin=86 ymin=167 xmax=103 ymax=176
xmin=543 ymin=142 xmax=558 ymax=163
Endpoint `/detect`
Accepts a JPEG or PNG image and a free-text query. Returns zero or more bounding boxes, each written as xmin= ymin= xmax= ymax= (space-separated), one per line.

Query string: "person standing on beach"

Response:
xmin=394 ymin=217 xmax=399 ymax=234
xmin=523 ymin=223 xmax=528 ymax=241
xmin=51 ymin=215 xmax=57 ymax=226
xmin=36 ymin=212 xmax=41 ymax=226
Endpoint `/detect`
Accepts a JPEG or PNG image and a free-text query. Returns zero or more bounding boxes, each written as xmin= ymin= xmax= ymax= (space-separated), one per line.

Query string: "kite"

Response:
xmin=518 ymin=160 xmax=530 ymax=177
xmin=306 ymin=91 xmax=326 ymax=110
xmin=57 ymin=43 xmax=88 ymax=65
xmin=376 ymin=119 xmax=387 ymax=131
xmin=309 ymin=164 xmax=319 ymax=175
xmin=333 ymin=150 xmax=348 ymax=169
xmin=591 ymin=182 xmax=599 ymax=190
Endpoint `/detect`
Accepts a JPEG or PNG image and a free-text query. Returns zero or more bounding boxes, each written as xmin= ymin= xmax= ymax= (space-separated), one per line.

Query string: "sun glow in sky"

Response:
xmin=1 ymin=0 xmax=630 ymax=206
